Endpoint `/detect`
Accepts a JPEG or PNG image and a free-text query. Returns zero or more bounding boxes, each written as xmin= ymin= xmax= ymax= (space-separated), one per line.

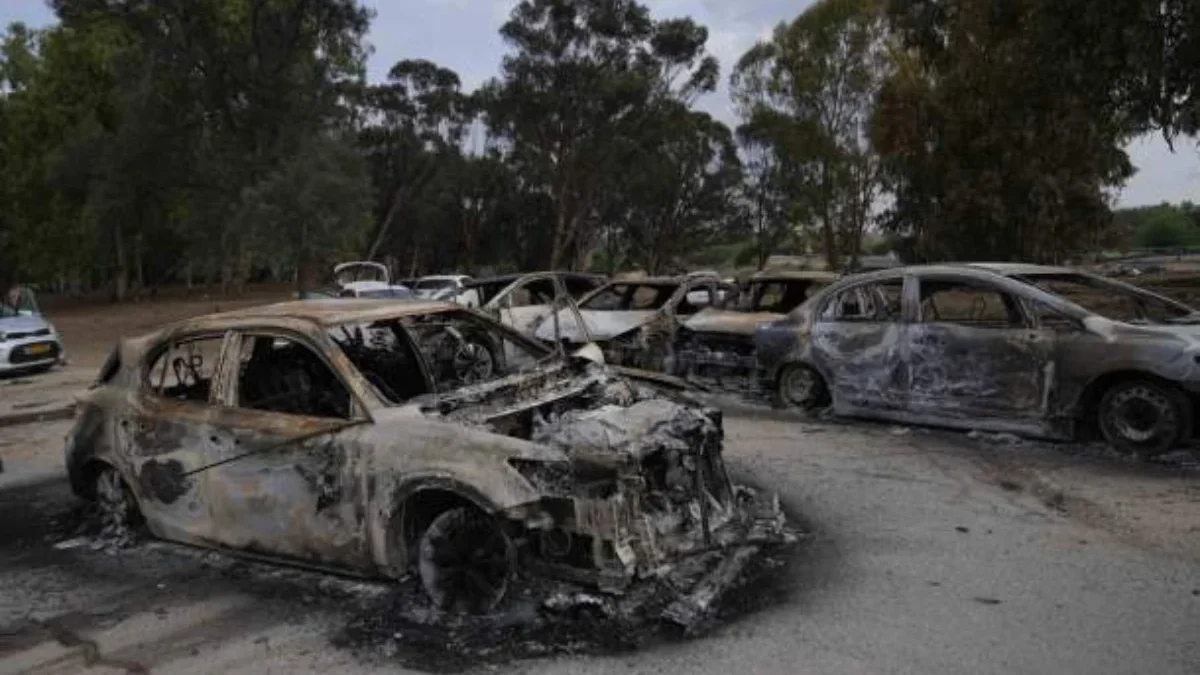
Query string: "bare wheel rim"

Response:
xmin=781 ymin=366 xmax=819 ymax=408
xmin=1105 ymin=384 xmax=1178 ymax=450
xmin=95 ymin=468 xmax=138 ymax=533
xmin=418 ymin=508 xmax=512 ymax=613
xmin=454 ymin=343 xmax=494 ymax=384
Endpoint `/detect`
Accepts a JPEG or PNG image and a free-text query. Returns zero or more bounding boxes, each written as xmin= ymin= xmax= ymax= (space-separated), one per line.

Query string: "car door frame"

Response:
xmin=905 ymin=272 xmax=1055 ymax=432
xmin=493 ymin=274 xmax=594 ymax=345
xmin=117 ymin=329 xmax=237 ymax=547
xmin=809 ymin=273 xmax=910 ymax=414
xmin=194 ymin=326 xmax=377 ymax=571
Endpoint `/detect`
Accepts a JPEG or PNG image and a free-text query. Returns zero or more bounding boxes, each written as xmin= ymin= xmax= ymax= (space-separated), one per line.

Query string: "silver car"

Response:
xmin=756 ymin=263 xmax=1200 ymax=456
xmin=0 ymin=287 xmax=65 ymax=374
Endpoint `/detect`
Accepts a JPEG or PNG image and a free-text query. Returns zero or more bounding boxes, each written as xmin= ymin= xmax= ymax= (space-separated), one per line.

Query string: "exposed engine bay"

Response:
xmin=428 ymin=361 xmax=792 ymax=623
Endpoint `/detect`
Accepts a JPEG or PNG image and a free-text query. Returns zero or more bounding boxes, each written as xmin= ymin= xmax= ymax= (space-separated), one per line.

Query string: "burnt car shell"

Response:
xmin=538 ymin=276 xmax=738 ymax=372
xmin=756 ymin=263 xmax=1200 ymax=453
xmin=65 ymin=300 xmax=787 ymax=619
xmin=672 ymin=272 xmax=836 ymax=389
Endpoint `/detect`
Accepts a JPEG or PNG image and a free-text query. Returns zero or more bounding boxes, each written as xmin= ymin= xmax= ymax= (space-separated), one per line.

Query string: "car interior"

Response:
xmin=237 ymin=335 xmax=352 ymax=418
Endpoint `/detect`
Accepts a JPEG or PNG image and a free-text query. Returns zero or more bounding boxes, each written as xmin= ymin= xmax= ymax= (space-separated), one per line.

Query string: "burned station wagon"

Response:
xmin=65 ymin=300 xmax=786 ymax=618
xmin=757 ymin=263 xmax=1200 ymax=455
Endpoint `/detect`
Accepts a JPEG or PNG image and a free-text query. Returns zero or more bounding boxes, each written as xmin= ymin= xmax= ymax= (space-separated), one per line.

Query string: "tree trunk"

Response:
xmin=549 ymin=199 xmax=573 ymax=270
xmin=133 ymin=234 xmax=145 ymax=295
xmin=296 ymin=220 xmax=312 ymax=295
xmin=367 ymin=185 xmax=405 ymax=261
xmin=220 ymin=230 xmax=234 ymax=297
xmin=820 ymin=163 xmax=838 ymax=272
xmin=113 ymin=222 xmax=128 ymax=302
xmin=461 ymin=209 xmax=479 ymax=276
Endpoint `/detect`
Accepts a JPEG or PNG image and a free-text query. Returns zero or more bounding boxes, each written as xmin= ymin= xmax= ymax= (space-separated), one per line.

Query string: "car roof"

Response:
xmin=604 ymin=276 xmax=685 ymax=286
xmin=750 ymin=270 xmax=840 ymax=282
xmin=959 ymin=262 xmax=1076 ymax=276
xmin=464 ymin=271 xmax=603 ymax=288
xmin=179 ymin=299 xmax=458 ymax=330
xmin=844 ymin=262 xmax=1078 ymax=281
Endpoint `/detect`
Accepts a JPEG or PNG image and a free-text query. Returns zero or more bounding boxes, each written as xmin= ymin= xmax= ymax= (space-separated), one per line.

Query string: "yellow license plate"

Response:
xmin=25 ymin=343 xmax=51 ymax=355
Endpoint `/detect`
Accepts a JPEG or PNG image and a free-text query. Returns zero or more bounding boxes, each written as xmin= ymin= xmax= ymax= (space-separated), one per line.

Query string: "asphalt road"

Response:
xmin=0 ymin=416 xmax=1197 ymax=675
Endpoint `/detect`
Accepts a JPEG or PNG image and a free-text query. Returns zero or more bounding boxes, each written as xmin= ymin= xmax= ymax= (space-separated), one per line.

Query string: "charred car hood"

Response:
xmin=534 ymin=309 xmax=658 ymax=343
xmin=419 ymin=359 xmax=716 ymax=464
xmin=682 ymin=309 xmax=783 ymax=337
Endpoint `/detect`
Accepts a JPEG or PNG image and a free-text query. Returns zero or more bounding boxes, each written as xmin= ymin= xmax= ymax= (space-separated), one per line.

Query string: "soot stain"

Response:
xmin=138 ymin=459 xmax=192 ymax=504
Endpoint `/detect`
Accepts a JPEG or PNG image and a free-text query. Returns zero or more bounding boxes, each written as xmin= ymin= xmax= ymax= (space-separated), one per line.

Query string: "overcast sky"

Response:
xmin=2 ymin=0 xmax=1197 ymax=207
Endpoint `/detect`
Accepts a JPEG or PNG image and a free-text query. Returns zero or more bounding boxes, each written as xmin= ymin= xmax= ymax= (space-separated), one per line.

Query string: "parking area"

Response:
xmin=0 ymin=294 xmax=1197 ymax=674
xmin=1 ymin=413 xmax=1197 ymax=674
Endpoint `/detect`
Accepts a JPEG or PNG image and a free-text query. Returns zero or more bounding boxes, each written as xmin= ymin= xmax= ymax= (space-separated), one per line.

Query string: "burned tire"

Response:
xmin=774 ymin=364 xmax=830 ymax=410
xmin=1097 ymin=379 xmax=1188 ymax=457
xmin=453 ymin=340 xmax=496 ymax=384
xmin=93 ymin=465 xmax=143 ymax=536
xmin=417 ymin=507 xmax=514 ymax=613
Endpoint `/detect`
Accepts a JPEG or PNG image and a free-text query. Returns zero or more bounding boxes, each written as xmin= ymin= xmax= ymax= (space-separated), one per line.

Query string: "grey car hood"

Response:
xmin=534 ymin=309 xmax=658 ymax=343
xmin=0 ymin=313 xmax=51 ymax=333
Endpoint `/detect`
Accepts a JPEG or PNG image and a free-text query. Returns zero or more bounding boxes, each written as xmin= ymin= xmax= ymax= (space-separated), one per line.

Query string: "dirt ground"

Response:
xmin=0 ymin=289 xmax=1197 ymax=673
xmin=42 ymin=287 xmax=294 ymax=369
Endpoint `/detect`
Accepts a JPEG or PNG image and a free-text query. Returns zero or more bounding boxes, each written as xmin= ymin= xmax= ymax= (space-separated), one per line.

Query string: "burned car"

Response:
xmin=673 ymin=271 xmax=837 ymax=391
xmin=65 ymin=300 xmax=787 ymax=619
xmin=462 ymin=272 xmax=605 ymax=340
xmin=537 ymin=275 xmax=738 ymax=371
xmin=757 ymin=263 xmax=1200 ymax=455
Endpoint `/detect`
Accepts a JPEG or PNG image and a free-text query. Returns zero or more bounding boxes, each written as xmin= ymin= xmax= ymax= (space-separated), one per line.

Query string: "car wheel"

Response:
xmin=453 ymin=340 xmax=496 ymax=384
xmin=774 ymin=364 xmax=830 ymax=410
xmin=1097 ymin=379 xmax=1188 ymax=457
xmin=94 ymin=465 xmax=143 ymax=536
xmin=418 ymin=507 xmax=513 ymax=613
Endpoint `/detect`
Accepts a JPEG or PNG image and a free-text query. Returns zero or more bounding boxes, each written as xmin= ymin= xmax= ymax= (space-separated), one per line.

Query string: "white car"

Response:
xmin=413 ymin=275 xmax=475 ymax=305
xmin=464 ymin=272 xmax=605 ymax=340
xmin=301 ymin=262 xmax=412 ymax=299
xmin=0 ymin=286 xmax=66 ymax=375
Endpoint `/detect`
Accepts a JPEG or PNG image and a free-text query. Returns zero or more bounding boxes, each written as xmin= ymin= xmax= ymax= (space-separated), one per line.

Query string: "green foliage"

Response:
xmin=2 ymin=0 xmax=373 ymax=296
xmin=732 ymin=243 xmax=760 ymax=268
xmin=608 ymin=103 xmax=743 ymax=274
xmin=730 ymin=0 xmax=886 ymax=271
xmin=234 ymin=136 xmax=374 ymax=291
xmin=2 ymin=0 xmax=1198 ymax=297
xmin=1117 ymin=202 xmax=1200 ymax=249
xmin=482 ymin=0 xmax=721 ymax=270
xmin=873 ymin=0 xmax=1136 ymax=263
